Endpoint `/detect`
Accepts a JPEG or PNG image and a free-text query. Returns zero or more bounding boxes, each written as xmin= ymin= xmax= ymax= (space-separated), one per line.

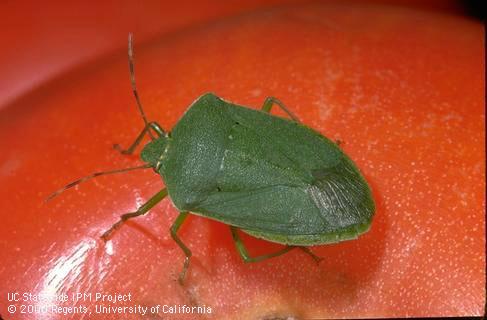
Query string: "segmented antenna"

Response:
xmin=128 ymin=33 xmax=155 ymax=140
xmin=45 ymin=164 xmax=152 ymax=202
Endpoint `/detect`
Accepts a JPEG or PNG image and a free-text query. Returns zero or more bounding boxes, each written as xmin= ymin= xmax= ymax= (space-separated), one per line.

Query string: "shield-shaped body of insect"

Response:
xmin=49 ymin=34 xmax=375 ymax=285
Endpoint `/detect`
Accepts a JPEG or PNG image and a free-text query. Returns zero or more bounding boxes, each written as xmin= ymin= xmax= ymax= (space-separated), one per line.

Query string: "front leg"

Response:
xmin=101 ymin=188 xmax=168 ymax=240
xmin=114 ymin=122 xmax=165 ymax=155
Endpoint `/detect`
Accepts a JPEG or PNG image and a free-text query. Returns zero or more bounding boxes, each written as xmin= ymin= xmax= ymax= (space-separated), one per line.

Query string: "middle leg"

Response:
xmin=170 ymin=211 xmax=192 ymax=285
xmin=261 ymin=97 xmax=300 ymax=123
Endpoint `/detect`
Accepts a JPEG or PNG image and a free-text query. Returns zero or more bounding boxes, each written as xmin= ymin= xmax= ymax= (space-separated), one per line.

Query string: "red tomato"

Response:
xmin=0 ymin=3 xmax=484 ymax=319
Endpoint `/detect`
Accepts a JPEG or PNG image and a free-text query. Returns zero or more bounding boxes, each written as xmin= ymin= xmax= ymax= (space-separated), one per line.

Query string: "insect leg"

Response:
xmin=114 ymin=122 xmax=165 ymax=155
xmin=261 ymin=97 xmax=300 ymax=123
xmin=230 ymin=226 xmax=296 ymax=263
xmin=170 ymin=212 xmax=192 ymax=285
xmin=298 ymin=247 xmax=324 ymax=265
xmin=101 ymin=188 xmax=168 ymax=241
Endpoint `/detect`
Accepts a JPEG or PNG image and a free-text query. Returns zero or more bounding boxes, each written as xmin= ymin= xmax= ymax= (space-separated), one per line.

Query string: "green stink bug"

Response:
xmin=48 ymin=34 xmax=375 ymax=284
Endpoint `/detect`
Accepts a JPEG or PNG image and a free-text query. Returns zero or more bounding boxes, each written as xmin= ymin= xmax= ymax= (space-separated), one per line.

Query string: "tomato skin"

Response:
xmin=0 ymin=3 xmax=484 ymax=319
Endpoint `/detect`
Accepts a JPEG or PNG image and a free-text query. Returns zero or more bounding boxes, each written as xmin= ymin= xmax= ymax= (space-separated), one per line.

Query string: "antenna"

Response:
xmin=45 ymin=164 xmax=152 ymax=202
xmin=128 ymin=33 xmax=155 ymax=140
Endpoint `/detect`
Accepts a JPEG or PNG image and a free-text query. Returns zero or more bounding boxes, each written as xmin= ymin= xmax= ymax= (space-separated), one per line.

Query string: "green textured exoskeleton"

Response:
xmin=48 ymin=34 xmax=375 ymax=285
xmin=142 ymin=93 xmax=374 ymax=244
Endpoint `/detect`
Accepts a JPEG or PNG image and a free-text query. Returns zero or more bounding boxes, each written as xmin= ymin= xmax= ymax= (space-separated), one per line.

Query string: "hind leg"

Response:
xmin=230 ymin=227 xmax=296 ymax=263
xmin=230 ymin=227 xmax=323 ymax=264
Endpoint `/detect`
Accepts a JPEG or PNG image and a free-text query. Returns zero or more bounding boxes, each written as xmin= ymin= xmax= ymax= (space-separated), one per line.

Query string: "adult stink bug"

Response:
xmin=48 ymin=34 xmax=375 ymax=284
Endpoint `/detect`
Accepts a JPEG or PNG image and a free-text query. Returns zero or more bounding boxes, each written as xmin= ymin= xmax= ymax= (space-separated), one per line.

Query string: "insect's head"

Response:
xmin=140 ymin=136 xmax=170 ymax=170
